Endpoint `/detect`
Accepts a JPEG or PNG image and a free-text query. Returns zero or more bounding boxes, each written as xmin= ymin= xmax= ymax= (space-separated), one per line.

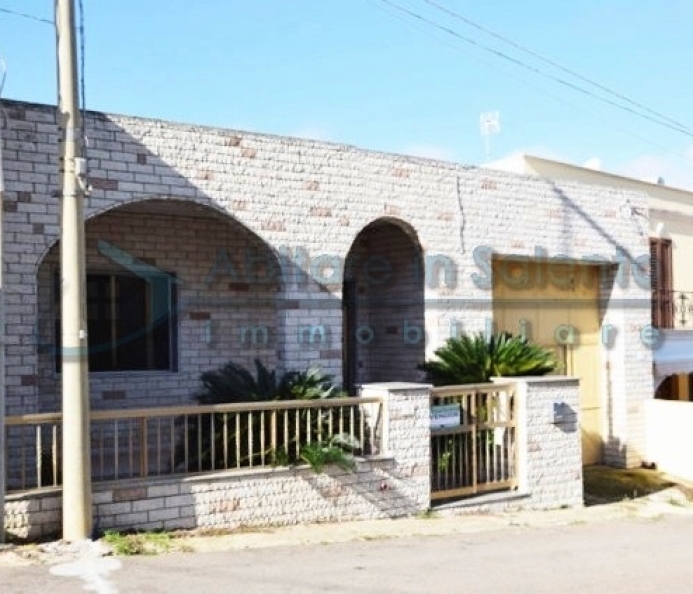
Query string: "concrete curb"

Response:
xmin=2 ymin=488 xmax=692 ymax=565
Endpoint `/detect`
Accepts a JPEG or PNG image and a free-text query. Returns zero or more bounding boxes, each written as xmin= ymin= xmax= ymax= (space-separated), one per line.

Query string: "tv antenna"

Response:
xmin=480 ymin=111 xmax=500 ymax=162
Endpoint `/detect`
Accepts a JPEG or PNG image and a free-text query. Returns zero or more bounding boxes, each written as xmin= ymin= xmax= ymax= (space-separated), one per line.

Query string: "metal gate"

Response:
xmin=430 ymin=383 xmax=518 ymax=501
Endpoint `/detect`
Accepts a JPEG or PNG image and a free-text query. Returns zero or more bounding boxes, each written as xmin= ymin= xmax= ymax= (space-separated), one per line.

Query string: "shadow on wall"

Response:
xmin=602 ymin=356 xmax=644 ymax=469
xmin=343 ymin=218 xmax=426 ymax=392
xmin=24 ymin=105 xmax=346 ymax=416
xmin=1 ymin=101 xmax=433 ymax=492
xmin=550 ymin=182 xmax=647 ymax=267
xmin=170 ymin=461 xmax=424 ymax=532
xmin=552 ymin=402 xmax=578 ymax=434
xmin=2 ymin=461 xmax=426 ymax=541
xmin=552 ymin=182 xmax=651 ymax=470
xmin=17 ymin=104 xmax=432 ymax=416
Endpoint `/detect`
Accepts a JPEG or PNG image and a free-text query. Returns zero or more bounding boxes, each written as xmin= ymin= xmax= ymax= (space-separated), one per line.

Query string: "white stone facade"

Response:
xmin=1 ymin=99 xmax=653 ymax=469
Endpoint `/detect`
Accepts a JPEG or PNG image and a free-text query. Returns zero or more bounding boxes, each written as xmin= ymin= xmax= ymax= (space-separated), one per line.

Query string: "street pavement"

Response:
xmin=2 ymin=492 xmax=693 ymax=593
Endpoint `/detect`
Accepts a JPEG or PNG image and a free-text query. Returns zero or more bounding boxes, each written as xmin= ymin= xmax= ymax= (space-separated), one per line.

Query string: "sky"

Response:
xmin=1 ymin=0 xmax=693 ymax=188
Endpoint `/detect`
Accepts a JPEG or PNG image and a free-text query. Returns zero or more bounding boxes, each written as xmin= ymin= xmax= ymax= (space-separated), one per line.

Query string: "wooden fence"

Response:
xmin=430 ymin=383 xmax=518 ymax=501
xmin=4 ymin=397 xmax=383 ymax=492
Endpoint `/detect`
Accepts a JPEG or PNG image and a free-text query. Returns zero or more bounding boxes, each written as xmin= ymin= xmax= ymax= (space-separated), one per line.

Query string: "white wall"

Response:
xmin=645 ymin=399 xmax=693 ymax=481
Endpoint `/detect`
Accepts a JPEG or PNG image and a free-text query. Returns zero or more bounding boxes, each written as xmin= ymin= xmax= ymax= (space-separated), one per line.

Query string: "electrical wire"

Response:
xmin=365 ymin=0 xmax=684 ymax=162
xmin=0 ymin=56 xmax=8 ymax=132
xmin=375 ymin=0 xmax=693 ymax=140
xmin=365 ymin=0 xmax=692 ymax=171
xmin=366 ymin=0 xmax=518 ymax=97
xmin=419 ymin=0 xmax=693 ymax=137
xmin=0 ymin=6 xmax=53 ymax=25
xmin=0 ymin=56 xmax=6 ymax=96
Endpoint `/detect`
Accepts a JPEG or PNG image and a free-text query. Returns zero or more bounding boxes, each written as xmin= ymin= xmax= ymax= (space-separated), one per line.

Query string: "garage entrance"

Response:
xmin=492 ymin=259 xmax=603 ymax=464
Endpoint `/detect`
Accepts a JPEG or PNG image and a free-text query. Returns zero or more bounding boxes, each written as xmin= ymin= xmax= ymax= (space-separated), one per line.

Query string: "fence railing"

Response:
xmin=430 ymin=383 xmax=518 ymax=501
xmin=653 ymin=289 xmax=693 ymax=329
xmin=4 ymin=397 xmax=384 ymax=493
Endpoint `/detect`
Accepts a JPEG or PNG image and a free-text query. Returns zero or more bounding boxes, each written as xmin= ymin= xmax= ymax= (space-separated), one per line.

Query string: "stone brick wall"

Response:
xmin=5 ymin=384 xmax=434 ymax=540
xmin=360 ymin=383 xmax=431 ymax=508
xmin=3 ymin=380 xmax=585 ymax=539
xmin=0 ymin=98 xmax=653 ymax=465
xmin=4 ymin=457 xmax=419 ymax=541
xmin=35 ymin=207 xmax=280 ymax=412
xmin=517 ymin=377 xmax=583 ymax=508
xmin=431 ymin=377 xmax=583 ymax=515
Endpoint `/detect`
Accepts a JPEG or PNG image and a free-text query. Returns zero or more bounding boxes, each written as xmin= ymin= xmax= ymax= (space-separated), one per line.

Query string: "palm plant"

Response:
xmin=420 ymin=331 xmax=559 ymax=386
xmin=176 ymin=360 xmax=358 ymax=473
xmin=193 ymin=359 xmax=282 ymax=405
xmin=194 ymin=359 xmax=340 ymax=405
xmin=281 ymin=367 xmax=341 ymax=401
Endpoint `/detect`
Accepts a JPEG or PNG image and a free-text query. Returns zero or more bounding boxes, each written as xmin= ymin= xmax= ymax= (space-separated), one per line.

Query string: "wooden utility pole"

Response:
xmin=56 ymin=0 xmax=92 ymax=541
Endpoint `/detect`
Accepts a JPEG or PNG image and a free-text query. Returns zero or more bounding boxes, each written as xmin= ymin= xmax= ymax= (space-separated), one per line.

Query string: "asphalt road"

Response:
xmin=3 ymin=515 xmax=693 ymax=593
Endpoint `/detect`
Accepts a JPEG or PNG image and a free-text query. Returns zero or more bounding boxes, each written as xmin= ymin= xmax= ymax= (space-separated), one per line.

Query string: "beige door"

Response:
xmin=492 ymin=259 xmax=602 ymax=465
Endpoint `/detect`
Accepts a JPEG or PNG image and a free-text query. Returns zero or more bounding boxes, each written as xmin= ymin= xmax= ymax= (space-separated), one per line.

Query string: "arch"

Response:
xmin=36 ymin=197 xmax=284 ymax=411
xmin=655 ymin=373 xmax=692 ymax=400
xmin=342 ymin=217 xmax=425 ymax=393
xmin=344 ymin=216 xmax=422 ymax=255
xmin=35 ymin=196 xmax=281 ymax=274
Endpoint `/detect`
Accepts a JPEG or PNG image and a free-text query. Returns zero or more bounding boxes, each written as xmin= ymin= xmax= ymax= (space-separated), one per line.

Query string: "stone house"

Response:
xmin=487 ymin=153 xmax=693 ymax=396
xmin=487 ymin=152 xmax=693 ymax=477
xmin=1 ymin=99 xmax=653 ymax=468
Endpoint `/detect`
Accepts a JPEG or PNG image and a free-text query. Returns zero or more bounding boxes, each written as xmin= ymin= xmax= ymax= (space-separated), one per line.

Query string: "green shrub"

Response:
xmin=102 ymin=530 xmax=175 ymax=556
xmin=420 ymin=332 xmax=559 ymax=385
xmin=300 ymin=434 xmax=359 ymax=473
xmin=194 ymin=359 xmax=340 ymax=405
xmin=176 ymin=360 xmax=360 ymax=472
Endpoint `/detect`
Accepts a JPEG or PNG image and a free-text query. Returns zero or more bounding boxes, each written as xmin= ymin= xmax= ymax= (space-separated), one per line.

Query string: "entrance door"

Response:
xmin=492 ymin=260 xmax=602 ymax=465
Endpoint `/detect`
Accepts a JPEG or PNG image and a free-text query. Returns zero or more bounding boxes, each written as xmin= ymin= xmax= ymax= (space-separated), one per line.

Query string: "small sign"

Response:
xmin=430 ymin=404 xmax=461 ymax=429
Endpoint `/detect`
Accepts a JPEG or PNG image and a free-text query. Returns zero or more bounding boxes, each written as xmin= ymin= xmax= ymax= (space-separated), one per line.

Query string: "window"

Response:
xmin=56 ymin=272 xmax=177 ymax=372
xmin=650 ymin=237 xmax=673 ymax=328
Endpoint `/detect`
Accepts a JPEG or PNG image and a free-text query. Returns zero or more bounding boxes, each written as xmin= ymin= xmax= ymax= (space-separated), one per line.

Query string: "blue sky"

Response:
xmin=2 ymin=0 xmax=693 ymax=187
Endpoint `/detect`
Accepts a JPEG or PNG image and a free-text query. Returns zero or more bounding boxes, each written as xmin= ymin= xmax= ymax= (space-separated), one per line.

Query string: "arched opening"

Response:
xmin=655 ymin=374 xmax=693 ymax=401
xmin=36 ymin=198 xmax=282 ymax=411
xmin=343 ymin=218 xmax=425 ymax=393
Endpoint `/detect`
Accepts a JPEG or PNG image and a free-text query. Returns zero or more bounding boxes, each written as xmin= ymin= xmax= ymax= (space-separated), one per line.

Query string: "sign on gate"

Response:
xmin=430 ymin=404 xmax=461 ymax=429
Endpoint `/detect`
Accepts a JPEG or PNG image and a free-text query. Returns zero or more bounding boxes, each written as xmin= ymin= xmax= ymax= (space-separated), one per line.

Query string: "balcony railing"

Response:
xmin=652 ymin=290 xmax=693 ymax=329
xmin=4 ymin=397 xmax=384 ymax=493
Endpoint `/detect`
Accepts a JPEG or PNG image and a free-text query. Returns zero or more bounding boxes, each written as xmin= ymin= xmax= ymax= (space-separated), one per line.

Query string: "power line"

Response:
xmin=366 ymin=0 xmax=686 ymax=162
xmin=0 ymin=6 xmax=53 ymax=25
xmin=367 ymin=0 xmax=467 ymax=60
xmin=375 ymin=0 xmax=693 ymax=140
xmin=366 ymin=0 xmax=693 ymax=169
xmin=420 ymin=0 xmax=693 ymax=137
